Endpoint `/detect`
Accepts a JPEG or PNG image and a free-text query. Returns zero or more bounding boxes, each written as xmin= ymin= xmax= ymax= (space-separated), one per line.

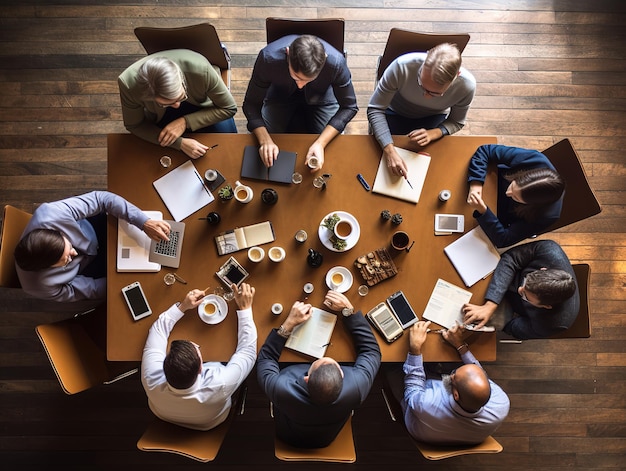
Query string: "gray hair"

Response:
xmin=137 ymin=57 xmax=185 ymax=101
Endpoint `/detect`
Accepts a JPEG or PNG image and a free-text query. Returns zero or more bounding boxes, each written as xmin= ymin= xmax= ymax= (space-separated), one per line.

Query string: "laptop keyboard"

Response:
xmin=154 ymin=230 xmax=180 ymax=258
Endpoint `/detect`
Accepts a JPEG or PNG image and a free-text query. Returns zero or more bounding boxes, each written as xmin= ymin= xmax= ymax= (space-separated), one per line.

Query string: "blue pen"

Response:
xmin=357 ymin=173 xmax=371 ymax=191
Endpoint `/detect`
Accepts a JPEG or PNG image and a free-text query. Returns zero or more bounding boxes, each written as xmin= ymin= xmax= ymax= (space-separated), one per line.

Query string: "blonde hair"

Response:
xmin=423 ymin=43 xmax=462 ymax=85
xmin=137 ymin=57 xmax=185 ymax=101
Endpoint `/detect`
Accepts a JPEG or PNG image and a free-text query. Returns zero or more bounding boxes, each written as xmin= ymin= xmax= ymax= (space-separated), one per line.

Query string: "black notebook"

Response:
xmin=240 ymin=145 xmax=297 ymax=184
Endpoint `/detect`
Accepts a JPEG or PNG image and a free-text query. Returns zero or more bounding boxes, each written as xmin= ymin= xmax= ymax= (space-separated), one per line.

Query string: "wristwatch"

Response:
xmin=342 ymin=307 xmax=354 ymax=317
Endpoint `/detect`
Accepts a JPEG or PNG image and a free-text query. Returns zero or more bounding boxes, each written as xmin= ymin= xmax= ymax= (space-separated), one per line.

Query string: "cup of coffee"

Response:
xmin=268 ymin=246 xmax=286 ymax=262
xmin=295 ymin=229 xmax=308 ymax=243
xmin=203 ymin=300 xmax=219 ymax=316
xmin=307 ymin=156 xmax=320 ymax=169
xmin=248 ymin=246 xmax=265 ymax=262
xmin=205 ymin=169 xmax=218 ymax=182
xmin=330 ymin=271 xmax=344 ymax=288
xmin=271 ymin=303 xmax=283 ymax=315
xmin=234 ymin=180 xmax=253 ymax=203
xmin=333 ymin=219 xmax=353 ymax=240
xmin=391 ymin=231 xmax=410 ymax=254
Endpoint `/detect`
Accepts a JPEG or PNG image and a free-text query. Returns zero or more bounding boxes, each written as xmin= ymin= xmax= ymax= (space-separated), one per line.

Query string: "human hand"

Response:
xmin=305 ymin=142 xmax=325 ymax=173
xmin=467 ymin=192 xmax=488 ymax=213
xmin=143 ymin=219 xmax=171 ymax=241
xmin=179 ymin=288 xmax=206 ymax=312
xmin=442 ymin=322 xmax=466 ymax=350
xmin=158 ymin=118 xmax=187 ymax=147
xmin=323 ymin=290 xmax=353 ymax=312
xmin=467 ymin=181 xmax=483 ymax=201
xmin=258 ymin=141 xmax=279 ymax=167
xmin=283 ymin=301 xmax=312 ymax=331
xmin=383 ymin=145 xmax=409 ymax=178
xmin=407 ymin=128 xmax=439 ymax=147
xmin=233 ymin=282 xmax=254 ymax=310
xmin=463 ymin=301 xmax=498 ymax=329
xmin=180 ymin=138 xmax=209 ymax=159
xmin=408 ymin=321 xmax=431 ymax=355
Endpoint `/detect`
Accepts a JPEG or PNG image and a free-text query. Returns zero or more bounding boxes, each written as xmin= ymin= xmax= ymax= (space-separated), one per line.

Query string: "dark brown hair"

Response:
xmin=505 ymin=168 xmax=564 ymax=221
xmin=525 ymin=269 xmax=576 ymax=306
xmin=288 ymin=35 xmax=326 ymax=77
xmin=307 ymin=363 xmax=343 ymax=405
xmin=14 ymin=229 xmax=65 ymax=271
xmin=163 ymin=340 xmax=201 ymax=390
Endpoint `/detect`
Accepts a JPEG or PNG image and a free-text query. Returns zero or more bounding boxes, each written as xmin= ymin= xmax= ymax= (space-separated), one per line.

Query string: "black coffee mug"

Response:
xmin=261 ymin=188 xmax=278 ymax=205
xmin=206 ymin=211 xmax=221 ymax=225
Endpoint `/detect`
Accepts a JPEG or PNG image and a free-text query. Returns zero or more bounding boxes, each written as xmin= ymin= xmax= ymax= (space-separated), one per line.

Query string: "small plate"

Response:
xmin=318 ymin=211 xmax=361 ymax=252
xmin=198 ymin=295 xmax=228 ymax=325
xmin=325 ymin=266 xmax=354 ymax=293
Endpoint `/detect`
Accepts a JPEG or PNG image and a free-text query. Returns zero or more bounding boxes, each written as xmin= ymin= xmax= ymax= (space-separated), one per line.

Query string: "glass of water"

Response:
xmin=291 ymin=172 xmax=303 ymax=184
xmin=160 ymin=155 xmax=172 ymax=168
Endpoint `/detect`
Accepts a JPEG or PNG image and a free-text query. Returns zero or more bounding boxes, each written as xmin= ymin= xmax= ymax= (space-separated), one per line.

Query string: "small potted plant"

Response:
xmin=218 ymin=184 xmax=233 ymax=202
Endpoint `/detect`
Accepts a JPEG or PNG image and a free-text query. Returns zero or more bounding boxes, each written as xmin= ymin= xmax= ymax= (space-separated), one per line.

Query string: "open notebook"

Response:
xmin=285 ymin=308 xmax=337 ymax=359
xmin=214 ymin=221 xmax=275 ymax=256
xmin=240 ymin=145 xmax=297 ymax=184
xmin=444 ymin=227 xmax=501 ymax=287
xmin=372 ymin=147 xmax=431 ymax=203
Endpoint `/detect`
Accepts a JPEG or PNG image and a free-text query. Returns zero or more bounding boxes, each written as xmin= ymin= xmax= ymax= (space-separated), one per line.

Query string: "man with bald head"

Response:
xmin=398 ymin=321 xmax=509 ymax=445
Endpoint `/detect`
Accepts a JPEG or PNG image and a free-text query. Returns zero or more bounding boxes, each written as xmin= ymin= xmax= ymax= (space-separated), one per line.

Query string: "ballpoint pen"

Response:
xmin=172 ymin=273 xmax=187 ymax=284
xmin=208 ymin=144 xmax=219 ymax=150
xmin=193 ymin=170 xmax=212 ymax=196
xmin=405 ymin=178 xmax=414 ymax=189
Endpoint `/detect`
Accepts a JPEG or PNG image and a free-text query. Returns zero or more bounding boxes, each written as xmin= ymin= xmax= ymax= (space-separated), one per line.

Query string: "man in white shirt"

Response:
xmin=141 ymin=283 xmax=257 ymax=430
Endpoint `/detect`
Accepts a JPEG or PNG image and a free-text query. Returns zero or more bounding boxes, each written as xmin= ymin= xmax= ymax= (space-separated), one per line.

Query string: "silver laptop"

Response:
xmin=149 ymin=220 xmax=185 ymax=268
xmin=117 ymin=211 xmax=162 ymax=273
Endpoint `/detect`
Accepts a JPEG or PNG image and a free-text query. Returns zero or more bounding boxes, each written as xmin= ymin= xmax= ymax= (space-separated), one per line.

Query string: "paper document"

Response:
xmin=372 ymin=147 xmax=431 ymax=203
xmin=153 ymin=160 xmax=214 ymax=221
xmin=214 ymin=221 xmax=275 ymax=256
xmin=285 ymin=308 xmax=337 ymax=359
xmin=444 ymin=227 xmax=501 ymax=287
xmin=422 ymin=279 xmax=473 ymax=329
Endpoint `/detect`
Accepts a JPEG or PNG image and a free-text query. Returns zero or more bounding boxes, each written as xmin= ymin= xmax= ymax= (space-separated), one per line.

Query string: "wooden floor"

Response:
xmin=0 ymin=1 xmax=625 ymax=470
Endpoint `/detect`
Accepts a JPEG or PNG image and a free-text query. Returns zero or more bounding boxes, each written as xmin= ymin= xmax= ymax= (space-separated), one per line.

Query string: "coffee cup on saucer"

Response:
xmin=234 ymin=180 xmax=253 ymax=203
xmin=333 ymin=219 xmax=353 ymax=240
xmin=330 ymin=270 xmax=345 ymax=289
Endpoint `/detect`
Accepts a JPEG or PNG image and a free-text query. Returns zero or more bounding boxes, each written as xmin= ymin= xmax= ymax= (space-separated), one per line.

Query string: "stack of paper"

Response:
xmin=444 ymin=227 xmax=501 ymax=287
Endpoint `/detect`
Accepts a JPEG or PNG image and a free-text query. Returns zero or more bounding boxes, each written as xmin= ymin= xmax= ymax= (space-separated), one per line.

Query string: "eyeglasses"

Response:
xmin=417 ymin=67 xmax=446 ymax=97
xmin=156 ymin=83 xmax=188 ymax=108
xmin=519 ymin=277 xmax=530 ymax=303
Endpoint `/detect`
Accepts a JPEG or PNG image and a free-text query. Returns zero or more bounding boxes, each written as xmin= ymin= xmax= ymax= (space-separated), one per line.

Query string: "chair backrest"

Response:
xmin=0 ymin=205 xmax=32 ymax=288
xmin=540 ymin=139 xmax=602 ymax=233
xmin=274 ymin=416 xmax=356 ymax=463
xmin=137 ymin=386 xmax=246 ymax=462
xmin=35 ymin=305 xmax=137 ymax=394
xmin=376 ymin=28 xmax=471 ymax=80
xmin=415 ymin=435 xmax=503 ymax=460
xmin=550 ymin=263 xmax=591 ymax=339
xmin=266 ymin=18 xmax=346 ymax=56
xmin=134 ymin=23 xmax=231 ymax=87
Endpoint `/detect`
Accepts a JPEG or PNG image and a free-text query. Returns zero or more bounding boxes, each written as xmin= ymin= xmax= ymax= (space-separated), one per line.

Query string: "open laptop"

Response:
xmin=149 ymin=219 xmax=185 ymax=268
xmin=117 ymin=211 xmax=162 ymax=272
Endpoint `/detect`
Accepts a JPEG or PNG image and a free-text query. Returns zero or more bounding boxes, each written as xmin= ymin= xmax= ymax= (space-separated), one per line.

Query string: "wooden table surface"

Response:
xmin=107 ymin=133 xmax=497 ymax=362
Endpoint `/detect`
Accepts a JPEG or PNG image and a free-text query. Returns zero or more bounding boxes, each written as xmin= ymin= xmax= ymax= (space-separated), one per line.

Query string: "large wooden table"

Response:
xmin=107 ymin=133 xmax=497 ymax=362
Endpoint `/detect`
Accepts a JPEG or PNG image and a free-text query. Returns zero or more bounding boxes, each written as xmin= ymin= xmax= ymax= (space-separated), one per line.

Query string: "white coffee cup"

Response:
xmin=202 ymin=300 xmax=219 ymax=316
xmin=268 ymin=246 xmax=286 ymax=262
xmin=248 ymin=246 xmax=265 ymax=262
xmin=307 ymin=156 xmax=320 ymax=169
xmin=205 ymin=169 xmax=218 ymax=182
xmin=234 ymin=180 xmax=253 ymax=203
xmin=333 ymin=219 xmax=353 ymax=240
xmin=271 ymin=303 xmax=283 ymax=315
xmin=330 ymin=271 xmax=345 ymax=288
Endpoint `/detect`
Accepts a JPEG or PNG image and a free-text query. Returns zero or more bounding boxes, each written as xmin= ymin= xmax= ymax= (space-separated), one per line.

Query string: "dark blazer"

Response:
xmin=468 ymin=144 xmax=563 ymax=248
xmin=485 ymin=240 xmax=579 ymax=339
xmin=257 ymin=313 xmax=381 ymax=448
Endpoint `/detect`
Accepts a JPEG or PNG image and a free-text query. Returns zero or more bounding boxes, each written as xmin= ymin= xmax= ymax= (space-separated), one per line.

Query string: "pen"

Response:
xmin=208 ymin=144 xmax=219 ymax=150
xmin=405 ymin=178 xmax=414 ymax=189
xmin=426 ymin=328 xmax=446 ymax=334
xmin=173 ymin=273 xmax=187 ymax=284
xmin=193 ymin=169 xmax=212 ymax=197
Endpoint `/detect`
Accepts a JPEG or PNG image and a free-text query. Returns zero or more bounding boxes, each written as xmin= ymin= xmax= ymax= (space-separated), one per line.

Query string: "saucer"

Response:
xmin=325 ymin=266 xmax=353 ymax=293
xmin=198 ymin=295 xmax=228 ymax=325
xmin=318 ymin=211 xmax=361 ymax=252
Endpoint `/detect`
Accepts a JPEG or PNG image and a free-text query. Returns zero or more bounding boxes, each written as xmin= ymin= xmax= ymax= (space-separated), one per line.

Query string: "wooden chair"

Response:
xmin=0 ymin=205 xmax=32 ymax=288
xmin=35 ymin=305 xmax=138 ymax=394
xmin=381 ymin=382 xmax=503 ymax=460
xmin=266 ymin=17 xmax=346 ymax=57
xmin=137 ymin=386 xmax=247 ymax=462
xmin=540 ymin=138 xmax=602 ymax=233
xmin=376 ymin=28 xmax=471 ymax=81
xmin=134 ymin=23 xmax=232 ymax=88
xmin=274 ymin=416 xmax=356 ymax=463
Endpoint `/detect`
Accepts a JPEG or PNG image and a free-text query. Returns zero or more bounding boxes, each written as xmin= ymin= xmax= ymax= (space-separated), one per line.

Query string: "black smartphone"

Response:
xmin=387 ymin=290 xmax=419 ymax=329
xmin=121 ymin=281 xmax=152 ymax=321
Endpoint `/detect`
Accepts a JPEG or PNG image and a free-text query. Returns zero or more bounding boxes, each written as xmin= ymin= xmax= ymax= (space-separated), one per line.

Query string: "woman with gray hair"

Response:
xmin=118 ymin=49 xmax=237 ymax=159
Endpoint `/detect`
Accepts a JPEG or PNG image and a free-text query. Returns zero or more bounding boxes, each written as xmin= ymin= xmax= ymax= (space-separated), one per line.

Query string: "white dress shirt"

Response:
xmin=141 ymin=303 xmax=257 ymax=430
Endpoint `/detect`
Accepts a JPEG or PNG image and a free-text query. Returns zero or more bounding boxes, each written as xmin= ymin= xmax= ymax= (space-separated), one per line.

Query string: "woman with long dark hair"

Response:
xmin=467 ymin=144 xmax=564 ymax=248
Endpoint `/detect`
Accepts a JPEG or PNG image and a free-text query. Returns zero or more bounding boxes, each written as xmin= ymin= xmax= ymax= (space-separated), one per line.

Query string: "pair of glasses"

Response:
xmin=156 ymin=82 xmax=188 ymax=108
xmin=519 ymin=276 xmax=530 ymax=303
xmin=417 ymin=67 xmax=446 ymax=97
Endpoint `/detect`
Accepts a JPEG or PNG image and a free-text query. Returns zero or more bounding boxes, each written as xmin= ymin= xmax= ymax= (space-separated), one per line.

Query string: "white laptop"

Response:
xmin=116 ymin=211 xmax=162 ymax=273
xmin=149 ymin=219 xmax=186 ymax=269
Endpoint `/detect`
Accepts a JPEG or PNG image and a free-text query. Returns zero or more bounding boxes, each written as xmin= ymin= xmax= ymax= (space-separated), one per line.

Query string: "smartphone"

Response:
xmin=387 ymin=290 xmax=419 ymax=329
xmin=121 ymin=281 xmax=152 ymax=321
xmin=434 ymin=214 xmax=464 ymax=233
xmin=366 ymin=302 xmax=403 ymax=343
xmin=216 ymin=256 xmax=249 ymax=288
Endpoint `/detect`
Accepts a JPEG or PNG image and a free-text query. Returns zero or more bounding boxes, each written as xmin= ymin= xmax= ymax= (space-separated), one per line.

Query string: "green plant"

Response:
xmin=218 ymin=184 xmax=233 ymax=200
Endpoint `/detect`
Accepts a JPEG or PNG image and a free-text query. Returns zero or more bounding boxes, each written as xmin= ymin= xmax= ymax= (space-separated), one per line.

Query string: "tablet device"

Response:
xmin=435 ymin=214 xmax=464 ymax=233
xmin=121 ymin=281 xmax=152 ymax=321
xmin=387 ymin=290 xmax=419 ymax=329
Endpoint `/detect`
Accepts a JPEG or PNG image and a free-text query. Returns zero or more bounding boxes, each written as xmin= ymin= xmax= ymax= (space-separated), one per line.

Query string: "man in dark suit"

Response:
xmin=257 ymin=290 xmax=381 ymax=448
